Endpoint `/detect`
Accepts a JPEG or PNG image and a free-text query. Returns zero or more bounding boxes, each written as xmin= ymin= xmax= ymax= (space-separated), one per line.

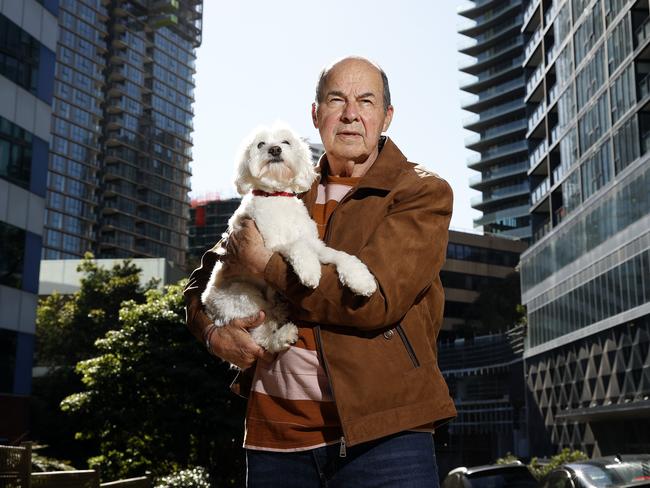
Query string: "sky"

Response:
xmin=190 ymin=1 xmax=480 ymax=231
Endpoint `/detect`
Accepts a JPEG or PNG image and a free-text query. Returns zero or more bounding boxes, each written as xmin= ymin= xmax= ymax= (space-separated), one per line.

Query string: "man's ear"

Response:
xmin=382 ymin=105 xmax=394 ymax=132
xmin=311 ymin=103 xmax=319 ymax=128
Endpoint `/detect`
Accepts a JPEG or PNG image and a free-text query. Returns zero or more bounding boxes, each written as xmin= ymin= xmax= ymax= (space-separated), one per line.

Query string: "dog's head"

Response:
xmin=235 ymin=123 xmax=316 ymax=195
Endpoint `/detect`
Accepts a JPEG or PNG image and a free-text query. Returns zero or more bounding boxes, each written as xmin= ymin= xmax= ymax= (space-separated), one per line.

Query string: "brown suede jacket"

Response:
xmin=183 ymin=137 xmax=457 ymax=447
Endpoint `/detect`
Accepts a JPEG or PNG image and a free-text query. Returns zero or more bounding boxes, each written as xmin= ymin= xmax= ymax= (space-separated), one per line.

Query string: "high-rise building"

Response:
xmin=0 ymin=0 xmax=58 ymax=442
xmin=43 ymin=0 xmax=202 ymax=268
xmin=459 ymin=0 xmax=532 ymax=240
xmin=188 ymin=195 xmax=240 ymax=265
xmin=520 ymin=0 xmax=650 ymax=455
xmin=436 ymin=230 xmax=528 ymax=474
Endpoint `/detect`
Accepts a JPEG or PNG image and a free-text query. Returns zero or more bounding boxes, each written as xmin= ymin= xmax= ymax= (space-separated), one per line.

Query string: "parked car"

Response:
xmin=540 ymin=455 xmax=650 ymax=488
xmin=442 ymin=462 xmax=539 ymax=488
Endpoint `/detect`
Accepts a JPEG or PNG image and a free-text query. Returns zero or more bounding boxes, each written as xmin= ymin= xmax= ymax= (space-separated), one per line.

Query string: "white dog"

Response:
xmin=201 ymin=123 xmax=377 ymax=353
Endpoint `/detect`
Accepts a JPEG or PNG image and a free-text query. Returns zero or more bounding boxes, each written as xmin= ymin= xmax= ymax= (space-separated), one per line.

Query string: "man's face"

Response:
xmin=312 ymin=59 xmax=393 ymax=165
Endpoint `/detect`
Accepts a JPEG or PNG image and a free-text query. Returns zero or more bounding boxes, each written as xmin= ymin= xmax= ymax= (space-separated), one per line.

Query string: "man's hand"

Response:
xmin=225 ymin=219 xmax=273 ymax=277
xmin=208 ymin=311 xmax=275 ymax=369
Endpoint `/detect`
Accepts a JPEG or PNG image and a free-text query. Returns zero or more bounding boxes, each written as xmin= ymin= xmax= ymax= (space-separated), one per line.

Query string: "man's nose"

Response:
xmin=268 ymin=146 xmax=282 ymax=157
xmin=341 ymin=101 xmax=359 ymax=122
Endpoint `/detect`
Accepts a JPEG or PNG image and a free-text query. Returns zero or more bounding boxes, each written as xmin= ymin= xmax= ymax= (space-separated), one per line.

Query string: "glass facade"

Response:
xmin=44 ymin=0 xmax=202 ymax=268
xmin=521 ymin=0 xmax=650 ymax=456
xmin=459 ymin=0 xmax=532 ymax=240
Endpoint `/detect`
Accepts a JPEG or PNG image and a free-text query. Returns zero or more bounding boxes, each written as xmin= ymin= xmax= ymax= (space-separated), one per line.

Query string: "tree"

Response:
xmin=463 ymin=272 xmax=526 ymax=335
xmin=32 ymin=255 xmax=150 ymax=466
xmin=60 ymin=282 xmax=247 ymax=485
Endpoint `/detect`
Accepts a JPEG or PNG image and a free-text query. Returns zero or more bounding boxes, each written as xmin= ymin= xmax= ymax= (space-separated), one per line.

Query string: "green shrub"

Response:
xmin=155 ymin=467 xmax=211 ymax=488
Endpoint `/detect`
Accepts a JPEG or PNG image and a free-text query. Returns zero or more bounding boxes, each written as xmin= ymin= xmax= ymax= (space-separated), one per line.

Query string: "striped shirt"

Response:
xmin=243 ymin=174 xmax=358 ymax=452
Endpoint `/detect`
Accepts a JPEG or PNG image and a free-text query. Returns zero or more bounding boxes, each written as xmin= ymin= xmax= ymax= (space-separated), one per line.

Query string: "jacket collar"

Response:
xmin=319 ymin=136 xmax=407 ymax=189
xmin=300 ymin=136 xmax=407 ymax=211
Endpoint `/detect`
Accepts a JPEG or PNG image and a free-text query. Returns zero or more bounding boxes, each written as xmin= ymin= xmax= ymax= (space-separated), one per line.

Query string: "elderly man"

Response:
xmin=184 ymin=56 xmax=456 ymax=487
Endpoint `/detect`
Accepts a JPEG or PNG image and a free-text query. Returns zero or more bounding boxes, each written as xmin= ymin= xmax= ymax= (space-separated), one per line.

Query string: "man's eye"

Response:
xmin=257 ymin=141 xmax=265 ymax=149
xmin=282 ymin=140 xmax=290 ymax=145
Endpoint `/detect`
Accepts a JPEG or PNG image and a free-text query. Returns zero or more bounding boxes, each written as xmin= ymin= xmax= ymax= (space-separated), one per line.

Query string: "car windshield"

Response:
xmin=468 ymin=470 xmax=538 ymax=488
xmin=605 ymin=462 xmax=650 ymax=485
xmin=575 ymin=462 xmax=650 ymax=487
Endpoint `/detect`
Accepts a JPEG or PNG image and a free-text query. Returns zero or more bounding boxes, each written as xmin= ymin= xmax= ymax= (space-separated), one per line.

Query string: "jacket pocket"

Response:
xmin=396 ymin=324 xmax=420 ymax=368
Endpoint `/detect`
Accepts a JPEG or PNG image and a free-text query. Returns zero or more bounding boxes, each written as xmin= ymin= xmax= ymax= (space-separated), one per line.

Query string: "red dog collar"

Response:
xmin=252 ymin=190 xmax=295 ymax=197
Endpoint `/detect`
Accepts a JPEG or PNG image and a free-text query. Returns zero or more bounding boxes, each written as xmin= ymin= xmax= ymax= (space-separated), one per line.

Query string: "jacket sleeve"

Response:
xmin=263 ymin=174 xmax=453 ymax=331
xmin=183 ymin=241 xmax=222 ymax=340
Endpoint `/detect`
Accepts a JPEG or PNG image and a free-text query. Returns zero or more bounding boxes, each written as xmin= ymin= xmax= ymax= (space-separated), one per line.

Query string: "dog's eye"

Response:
xmin=282 ymin=140 xmax=290 ymax=145
xmin=257 ymin=141 xmax=265 ymax=149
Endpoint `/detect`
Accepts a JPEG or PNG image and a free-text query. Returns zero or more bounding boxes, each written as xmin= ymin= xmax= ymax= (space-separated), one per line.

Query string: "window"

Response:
xmin=574 ymin=1 xmax=604 ymax=66
xmin=576 ymin=45 xmax=606 ymax=109
xmin=613 ymin=115 xmax=639 ymax=173
xmin=0 ymin=221 xmax=25 ymax=289
xmin=610 ymin=64 xmax=635 ymax=124
xmin=581 ymin=139 xmax=612 ymax=200
xmin=578 ymin=92 xmax=610 ymax=154
xmin=607 ymin=16 xmax=632 ymax=75
xmin=0 ymin=116 xmax=33 ymax=189
xmin=0 ymin=14 xmax=40 ymax=94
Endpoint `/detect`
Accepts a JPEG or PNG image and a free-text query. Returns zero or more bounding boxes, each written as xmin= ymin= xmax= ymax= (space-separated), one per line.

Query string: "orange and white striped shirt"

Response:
xmin=243 ymin=174 xmax=358 ymax=452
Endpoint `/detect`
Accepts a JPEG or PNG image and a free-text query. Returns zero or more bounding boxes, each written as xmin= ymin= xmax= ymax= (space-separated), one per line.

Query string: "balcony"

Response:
xmin=469 ymin=161 xmax=529 ymax=188
xmin=461 ymin=77 xmax=525 ymax=111
xmin=529 ymin=139 xmax=548 ymax=169
xmin=467 ymin=140 xmax=528 ymax=168
xmin=458 ymin=0 xmax=521 ymax=36
xmin=471 ymin=181 xmax=530 ymax=208
xmin=465 ymin=119 xmax=527 ymax=149
xmin=531 ymin=177 xmax=550 ymax=205
xmin=456 ymin=0 xmax=508 ymax=19
xmin=548 ymin=83 xmax=560 ymax=106
xmin=635 ymin=17 xmax=650 ymax=49
xmin=459 ymin=16 xmax=523 ymax=57
xmin=544 ymin=1 xmax=560 ymax=28
xmin=524 ymin=27 xmax=543 ymax=63
xmin=473 ymin=204 xmax=530 ymax=227
xmin=522 ymin=0 xmax=541 ymax=31
xmin=527 ymin=101 xmax=546 ymax=134
xmin=532 ymin=219 xmax=551 ymax=243
xmin=463 ymin=99 xmax=523 ymax=130
xmin=461 ymin=57 xmax=524 ymax=93
xmin=638 ymin=71 xmax=650 ymax=101
xmin=525 ymin=64 xmax=544 ymax=98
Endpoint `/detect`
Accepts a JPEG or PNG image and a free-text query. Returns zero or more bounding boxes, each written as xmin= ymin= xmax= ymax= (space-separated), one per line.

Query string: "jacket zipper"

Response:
xmin=314 ymin=325 xmax=347 ymax=457
xmin=396 ymin=324 xmax=420 ymax=368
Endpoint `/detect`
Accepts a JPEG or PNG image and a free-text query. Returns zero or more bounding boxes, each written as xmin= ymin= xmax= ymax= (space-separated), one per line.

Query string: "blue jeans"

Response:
xmin=246 ymin=431 xmax=439 ymax=487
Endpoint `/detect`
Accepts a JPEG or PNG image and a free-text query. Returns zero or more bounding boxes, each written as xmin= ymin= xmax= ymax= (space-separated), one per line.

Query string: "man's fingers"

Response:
xmin=258 ymin=349 xmax=277 ymax=363
xmin=236 ymin=311 xmax=265 ymax=329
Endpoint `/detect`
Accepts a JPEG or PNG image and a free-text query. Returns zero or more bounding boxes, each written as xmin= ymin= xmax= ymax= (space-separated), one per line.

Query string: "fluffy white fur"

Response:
xmin=201 ymin=123 xmax=377 ymax=353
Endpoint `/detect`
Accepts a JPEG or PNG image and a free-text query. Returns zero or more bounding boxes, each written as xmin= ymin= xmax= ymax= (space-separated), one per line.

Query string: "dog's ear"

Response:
xmin=234 ymin=143 xmax=254 ymax=195
xmin=291 ymin=138 xmax=317 ymax=193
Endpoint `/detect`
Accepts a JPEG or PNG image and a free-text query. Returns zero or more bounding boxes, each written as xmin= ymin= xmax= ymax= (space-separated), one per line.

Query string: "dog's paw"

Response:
xmin=267 ymin=323 xmax=299 ymax=353
xmin=295 ymin=262 xmax=321 ymax=289
xmin=337 ymin=259 xmax=377 ymax=296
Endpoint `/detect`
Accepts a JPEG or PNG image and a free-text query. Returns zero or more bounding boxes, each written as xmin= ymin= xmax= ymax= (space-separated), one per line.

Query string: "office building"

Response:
xmin=441 ymin=229 xmax=527 ymax=338
xmin=459 ymin=0 xmax=532 ymax=240
xmin=188 ymin=195 xmax=240 ymax=265
xmin=436 ymin=230 xmax=528 ymax=473
xmin=520 ymin=0 xmax=650 ymax=455
xmin=43 ymin=0 xmax=202 ymax=268
xmin=0 ymin=0 xmax=58 ymax=442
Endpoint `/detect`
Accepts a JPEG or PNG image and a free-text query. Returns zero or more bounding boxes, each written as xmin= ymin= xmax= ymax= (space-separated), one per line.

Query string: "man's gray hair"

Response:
xmin=315 ymin=56 xmax=392 ymax=113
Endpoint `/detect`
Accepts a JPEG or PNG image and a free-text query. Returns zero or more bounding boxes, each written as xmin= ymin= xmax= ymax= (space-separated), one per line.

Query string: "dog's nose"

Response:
xmin=268 ymin=146 xmax=282 ymax=158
